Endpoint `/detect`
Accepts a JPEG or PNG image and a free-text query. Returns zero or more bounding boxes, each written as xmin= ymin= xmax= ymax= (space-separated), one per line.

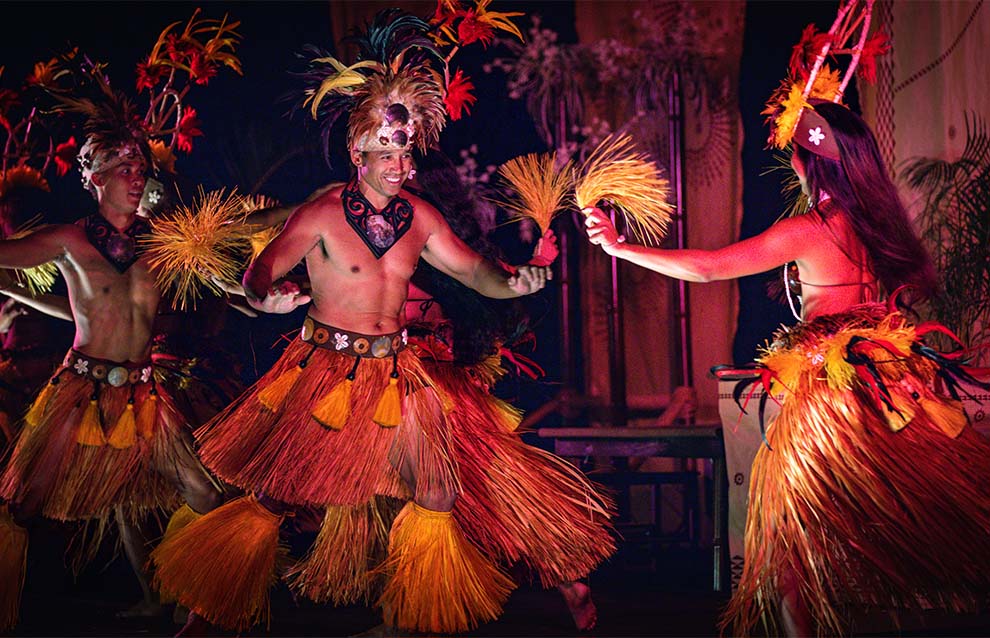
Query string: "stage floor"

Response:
xmin=13 ymin=518 xmax=990 ymax=637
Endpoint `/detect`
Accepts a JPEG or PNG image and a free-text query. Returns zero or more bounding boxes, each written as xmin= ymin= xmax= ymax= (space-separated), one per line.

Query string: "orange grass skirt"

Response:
xmin=0 ymin=362 xmax=184 ymax=525
xmin=194 ymin=336 xmax=460 ymax=507
xmin=421 ymin=355 xmax=616 ymax=587
xmin=722 ymin=305 xmax=990 ymax=636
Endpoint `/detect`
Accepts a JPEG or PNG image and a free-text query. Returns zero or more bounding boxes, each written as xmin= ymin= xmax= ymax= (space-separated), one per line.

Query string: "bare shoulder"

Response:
xmin=289 ymin=185 xmax=345 ymax=226
xmin=403 ymin=190 xmax=444 ymax=231
xmin=766 ymin=213 xmax=828 ymax=243
xmin=36 ymin=221 xmax=85 ymax=247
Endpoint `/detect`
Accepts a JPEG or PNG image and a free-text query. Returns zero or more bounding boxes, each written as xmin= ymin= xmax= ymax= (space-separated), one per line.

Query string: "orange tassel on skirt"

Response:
xmin=722 ymin=305 xmax=990 ymax=636
xmin=151 ymin=496 xmax=283 ymax=632
xmin=0 ymin=358 xmax=183 ymax=526
xmin=194 ymin=338 xmax=448 ymax=506
xmin=378 ymin=502 xmax=515 ymax=634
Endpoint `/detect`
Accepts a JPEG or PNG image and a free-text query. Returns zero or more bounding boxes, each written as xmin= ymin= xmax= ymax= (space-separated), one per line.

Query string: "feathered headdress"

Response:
xmin=50 ymin=61 xmax=151 ymax=194
xmin=763 ymin=0 xmax=889 ymax=159
xmin=37 ymin=9 xmax=241 ymax=195
xmin=297 ymin=9 xmax=446 ymax=158
xmin=296 ymin=3 xmax=523 ymax=160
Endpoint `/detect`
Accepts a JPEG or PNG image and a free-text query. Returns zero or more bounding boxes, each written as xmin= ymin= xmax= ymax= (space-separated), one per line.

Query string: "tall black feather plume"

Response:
xmin=287 ymin=44 xmax=360 ymax=166
xmin=345 ymin=8 xmax=442 ymax=68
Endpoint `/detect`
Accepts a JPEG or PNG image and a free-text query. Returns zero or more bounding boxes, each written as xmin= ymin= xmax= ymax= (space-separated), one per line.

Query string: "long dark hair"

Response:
xmin=408 ymin=148 xmax=529 ymax=364
xmin=794 ymin=102 xmax=938 ymax=303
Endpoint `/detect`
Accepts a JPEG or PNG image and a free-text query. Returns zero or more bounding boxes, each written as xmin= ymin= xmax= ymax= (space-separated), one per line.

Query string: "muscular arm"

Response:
xmin=242 ymin=200 xmax=322 ymax=304
xmin=0 ymin=225 xmax=70 ymax=269
xmin=585 ymin=208 xmax=815 ymax=282
xmin=421 ymin=209 xmax=548 ymax=299
xmin=0 ymin=287 xmax=73 ymax=322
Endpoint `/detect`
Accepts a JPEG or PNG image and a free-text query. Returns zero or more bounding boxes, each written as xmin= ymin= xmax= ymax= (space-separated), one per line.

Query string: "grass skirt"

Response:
xmin=722 ymin=304 xmax=990 ymax=636
xmin=0 ymin=358 xmax=184 ymax=526
xmin=155 ymin=333 xmax=521 ymax=633
xmin=194 ymin=336 xmax=460 ymax=507
xmin=422 ymin=353 xmax=616 ymax=587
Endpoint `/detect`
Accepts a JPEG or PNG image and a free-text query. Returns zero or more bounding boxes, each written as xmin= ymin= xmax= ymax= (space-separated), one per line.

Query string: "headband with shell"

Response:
xmin=764 ymin=0 xmax=889 ymax=161
xmin=296 ymin=9 xmax=447 ymax=159
xmin=55 ymin=68 xmax=152 ymax=195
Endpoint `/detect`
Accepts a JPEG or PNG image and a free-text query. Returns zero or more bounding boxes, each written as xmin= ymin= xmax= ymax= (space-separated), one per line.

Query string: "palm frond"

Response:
xmin=902 ymin=111 xmax=990 ymax=358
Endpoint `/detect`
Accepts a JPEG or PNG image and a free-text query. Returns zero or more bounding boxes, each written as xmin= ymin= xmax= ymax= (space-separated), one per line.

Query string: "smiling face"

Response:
xmin=352 ymin=148 xmax=413 ymax=209
xmin=93 ymin=158 xmax=148 ymax=219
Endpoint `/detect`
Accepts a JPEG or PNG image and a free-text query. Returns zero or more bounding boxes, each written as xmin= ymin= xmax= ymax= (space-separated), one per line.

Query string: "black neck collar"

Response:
xmin=82 ymin=214 xmax=150 ymax=273
xmin=340 ymin=179 xmax=414 ymax=259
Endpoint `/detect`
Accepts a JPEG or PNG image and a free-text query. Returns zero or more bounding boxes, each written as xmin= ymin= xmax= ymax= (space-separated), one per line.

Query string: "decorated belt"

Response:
xmin=63 ymin=350 xmax=154 ymax=387
xmin=300 ymin=316 xmax=407 ymax=359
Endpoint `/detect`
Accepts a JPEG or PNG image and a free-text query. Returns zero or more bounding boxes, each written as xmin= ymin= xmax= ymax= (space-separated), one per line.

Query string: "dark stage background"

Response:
xmin=11 ymin=3 xmax=990 ymax=638
xmin=0 ymin=0 xmax=850 ymax=384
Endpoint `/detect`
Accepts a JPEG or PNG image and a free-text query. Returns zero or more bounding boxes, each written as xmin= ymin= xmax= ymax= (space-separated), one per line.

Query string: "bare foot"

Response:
xmin=116 ymin=598 xmax=165 ymax=619
xmin=557 ymin=581 xmax=597 ymax=631
xmin=173 ymin=604 xmax=190 ymax=625
xmin=175 ymin=611 xmax=210 ymax=637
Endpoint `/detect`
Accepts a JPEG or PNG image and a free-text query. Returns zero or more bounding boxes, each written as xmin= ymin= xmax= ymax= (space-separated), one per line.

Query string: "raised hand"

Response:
xmin=583 ymin=207 xmax=626 ymax=254
xmin=507 ymin=264 xmax=552 ymax=296
xmin=529 ymin=228 xmax=559 ymax=267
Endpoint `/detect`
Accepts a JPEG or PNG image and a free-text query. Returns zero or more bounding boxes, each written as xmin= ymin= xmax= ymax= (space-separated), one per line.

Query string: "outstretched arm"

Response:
xmin=0 ymin=287 xmax=73 ymax=322
xmin=0 ymin=225 xmax=70 ymax=270
xmin=421 ymin=205 xmax=551 ymax=298
xmin=584 ymin=206 xmax=812 ymax=282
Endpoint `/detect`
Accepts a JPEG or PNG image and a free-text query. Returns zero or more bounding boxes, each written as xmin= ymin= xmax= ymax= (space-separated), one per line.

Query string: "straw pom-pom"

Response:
xmin=496 ymin=152 xmax=573 ymax=234
xmin=142 ymin=188 xmax=253 ymax=311
xmin=574 ymin=134 xmax=674 ymax=246
xmin=5 ymin=215 xmax=59 ymax=295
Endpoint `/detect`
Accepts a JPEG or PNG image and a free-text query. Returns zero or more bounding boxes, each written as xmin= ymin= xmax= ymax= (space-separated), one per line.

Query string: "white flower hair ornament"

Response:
xmin=763 ymin=0 xmax=890 ymax=162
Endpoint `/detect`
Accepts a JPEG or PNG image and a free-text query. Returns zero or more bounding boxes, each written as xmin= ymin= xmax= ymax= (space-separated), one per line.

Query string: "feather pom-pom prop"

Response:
xmin=574 ymin=134 xmax=673 ymax=245
xmin=496 ymin=152 xmax=573 ymax=234
xmin=142 ymin=188 xmax=252 ymax=310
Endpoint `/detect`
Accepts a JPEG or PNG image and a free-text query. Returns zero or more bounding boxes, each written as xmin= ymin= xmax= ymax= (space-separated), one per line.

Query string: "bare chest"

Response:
xmin=64 ymin=241 xmax=160 ymax=311
xmin=311 ymin=218 xmax=428 ymax=285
